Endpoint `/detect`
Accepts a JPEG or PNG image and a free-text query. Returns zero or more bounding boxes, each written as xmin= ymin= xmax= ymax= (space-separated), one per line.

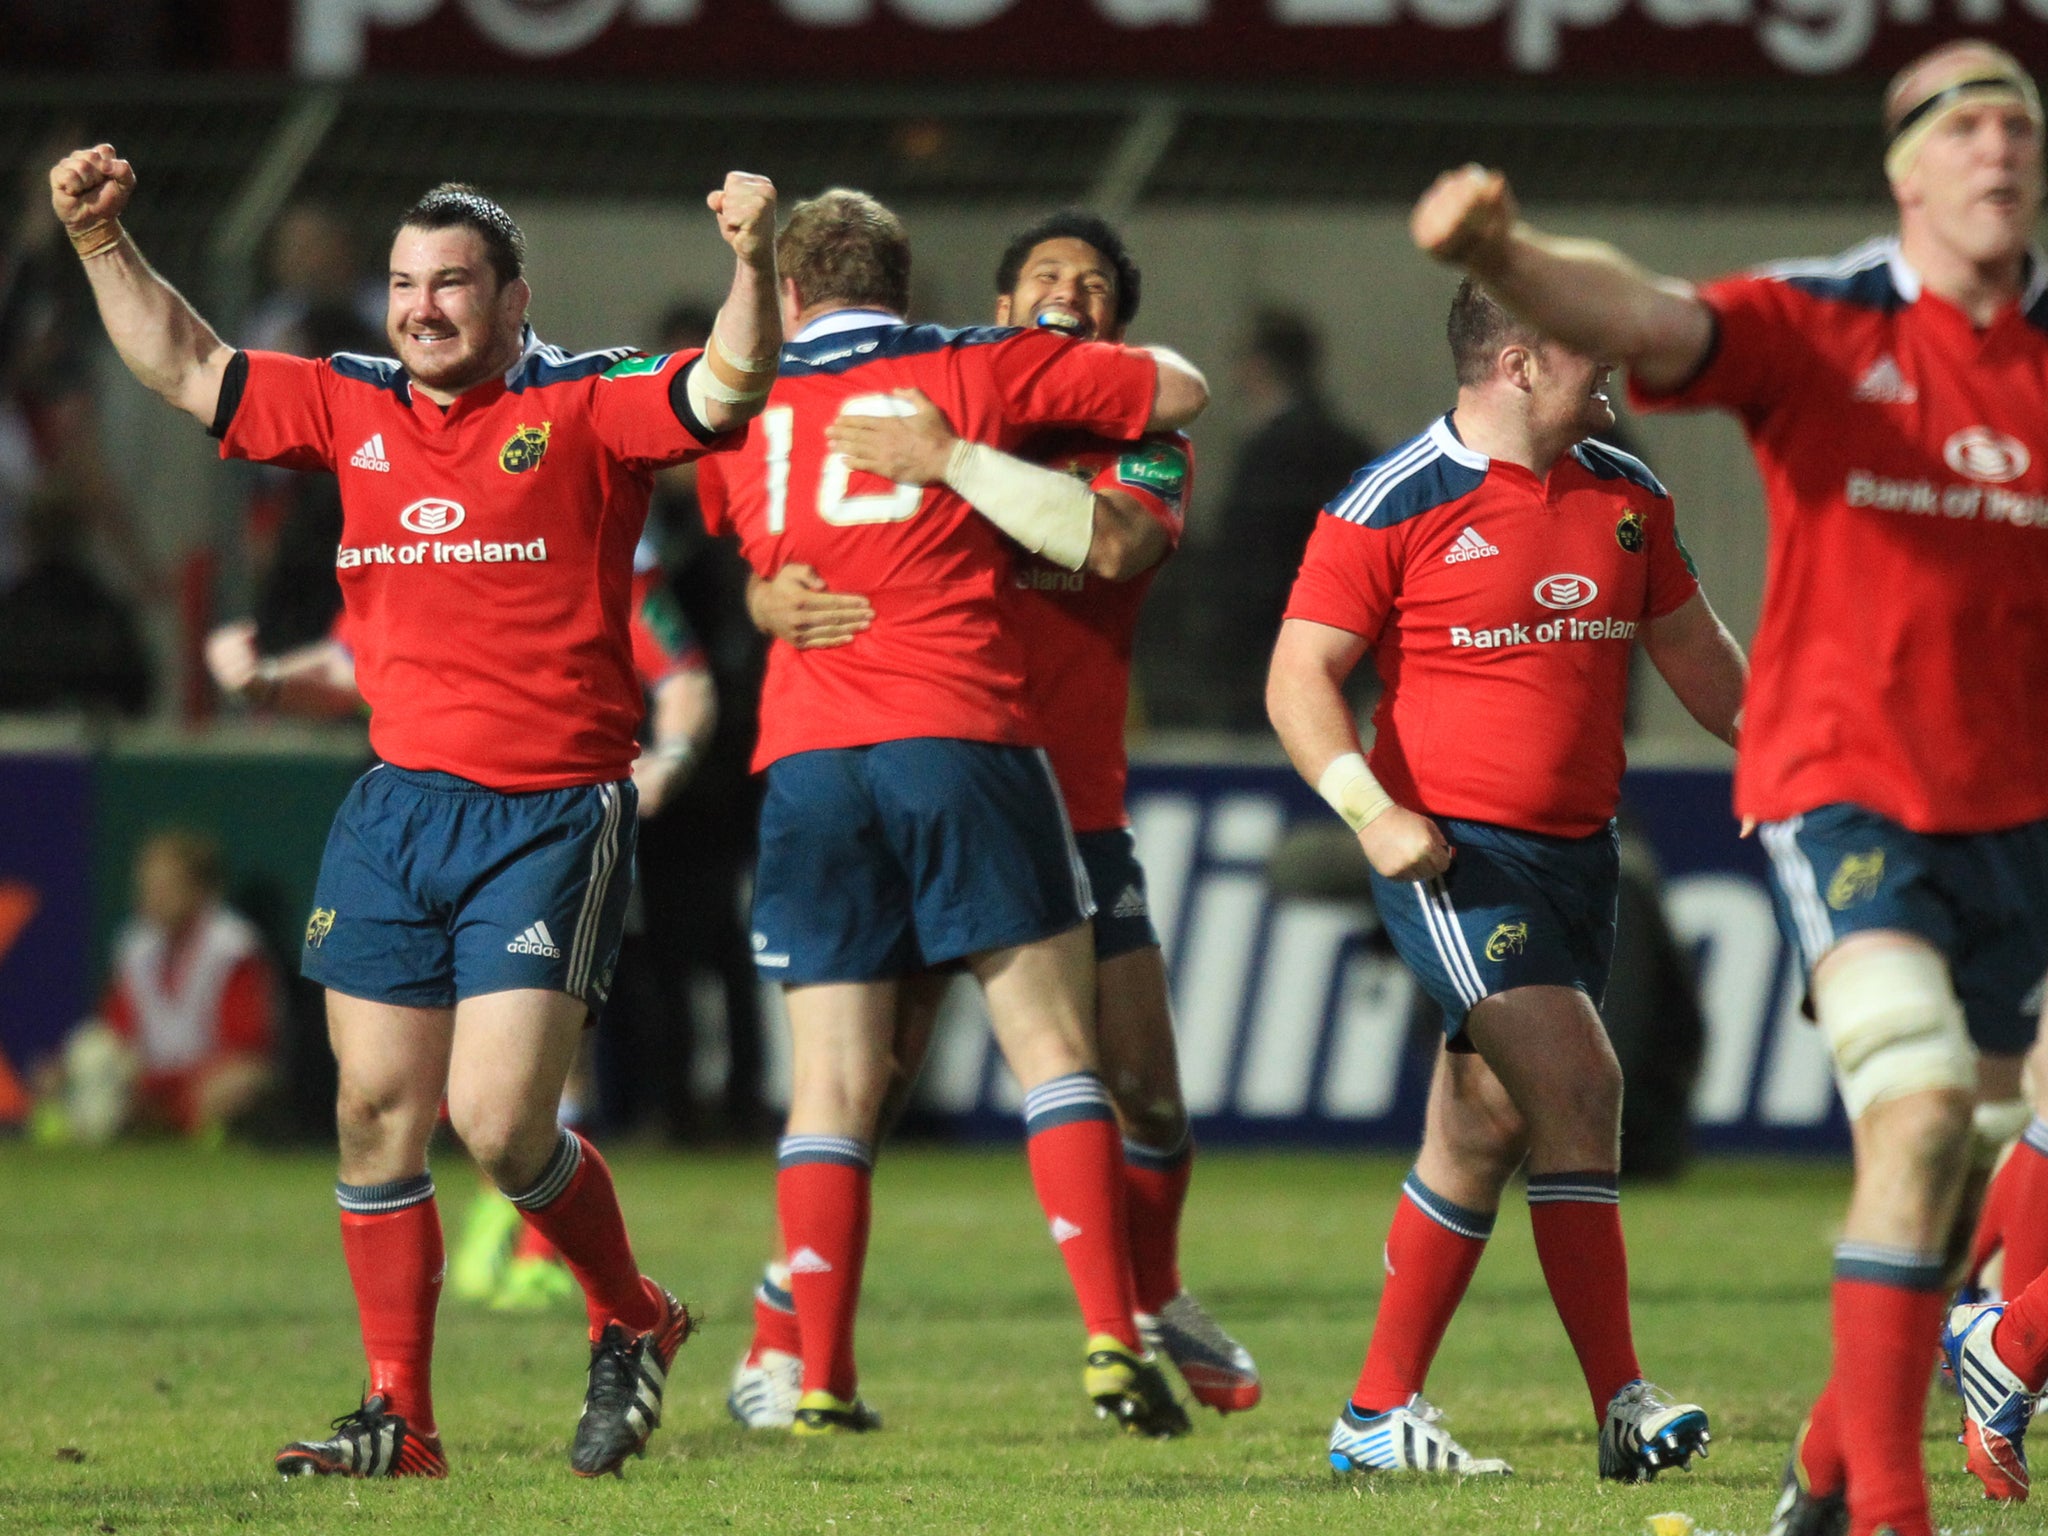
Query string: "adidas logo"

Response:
xmin=1049 ymin=1215 xmax=1083 ymax=1244
xmin=1852 ymin=355 xmax=1918 ymax=404
xmin=506 ymin=920 xmax=562 ymax=958
xmin=788 ymin=1246 xmax=834 ymax=1274
xmin=1443 ymin=525 xmax=1499 ymax=564
xmin=349 ymin=433 xmax=392 ymax=472
xmin=1111 ymin=884 xmax=1148 ymax=919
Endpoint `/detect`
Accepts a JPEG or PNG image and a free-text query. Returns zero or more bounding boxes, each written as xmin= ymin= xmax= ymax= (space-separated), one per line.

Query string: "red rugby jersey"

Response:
xmin=216 ymin=331 xmax=725 ymax=791
xmin=1285 ymin=416 xmax=1699 ymax=838
xmin=1632 ymin=239 xmax=2048 ymax=833
xmin=696 ymin=312 xmax=1157 ymax=770
xmin=1005 ymin=431 xmax=1189 ymax=833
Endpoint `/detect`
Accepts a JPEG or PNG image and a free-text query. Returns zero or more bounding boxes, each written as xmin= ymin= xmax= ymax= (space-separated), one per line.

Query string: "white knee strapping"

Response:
xmin=1812 ymin=943 xmax=1975 ymax=1120
xmin=1973 ymin=1097 xmax=2032 ymax=1165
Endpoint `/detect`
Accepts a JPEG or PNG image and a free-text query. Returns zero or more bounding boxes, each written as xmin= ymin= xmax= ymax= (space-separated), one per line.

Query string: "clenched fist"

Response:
xmin=50 ymin=143 xmax=135 ymax=233
xmin=708 ymin=172 xmax=776 ymax=266
xmin=1358 ymin=804 xmax=1454 ymax=883
xmin=1410 ymin=164 xmax=1516 ymax=270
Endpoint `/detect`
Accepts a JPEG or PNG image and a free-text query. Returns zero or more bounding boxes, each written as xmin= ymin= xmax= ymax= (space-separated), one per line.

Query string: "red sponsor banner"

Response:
xmin=232 ymin=1 xmax=2048 ymax=82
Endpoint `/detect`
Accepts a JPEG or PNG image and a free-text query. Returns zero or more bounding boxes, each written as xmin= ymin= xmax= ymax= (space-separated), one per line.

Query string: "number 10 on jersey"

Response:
xmin=761 ymin=396 xmax=925 ymax=533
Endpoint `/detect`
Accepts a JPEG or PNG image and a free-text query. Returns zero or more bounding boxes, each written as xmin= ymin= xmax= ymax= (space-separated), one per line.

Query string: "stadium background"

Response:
xmin=3 ymin=1 xmax=2038 ymax=1152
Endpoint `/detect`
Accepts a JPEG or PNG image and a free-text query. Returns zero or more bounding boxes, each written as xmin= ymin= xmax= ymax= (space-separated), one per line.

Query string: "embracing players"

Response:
xmin=726 ymin=211 xmax=1260 ymax=1431
xmin=1268 ymin=279 xmax=1744 ymax=1482
xmin=1411 ymin=38 xmax=2048 ymax=1535
xmin=695 ymin=191 xmax=1211 ymax=1436
xmin=51 ymin=143 xmax=779 ymax=1478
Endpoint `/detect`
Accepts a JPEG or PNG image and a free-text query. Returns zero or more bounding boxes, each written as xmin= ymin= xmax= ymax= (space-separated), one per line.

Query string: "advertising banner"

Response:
xmin=892 ymin=761 xmax=1847 ymax=1152
xmin=263 ymin=0 xmax=2048 ymax=82
xmin=0 ymin=752 xmax=95 ymax=1077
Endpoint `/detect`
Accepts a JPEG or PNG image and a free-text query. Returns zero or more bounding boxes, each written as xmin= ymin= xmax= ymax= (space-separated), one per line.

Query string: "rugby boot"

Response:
xmin=275 ymin=1394 xmax=447 ymax=1479
xmin=1765 ymin=1423 xmax=1847 ymax=1536
xmin=1140 ymin=1291 xmax=1262 ymax=1413
xmin=790 ymin=1389 xmax=883 ymax=1435
xmin=1599 ymin=1378 xmax=1711 ymax=1482
xmin=1943 ymin=1299 xmax=2034 ymax=1501
xmin=570 ymin=1285 xmax=694 ymax=1477
xmin=1083 ymin=1334 xmax=1191 ymax=1439
xmin=727 ymin=1348 xmax=803 ymax=1430
xmin=1328 ymin=1394 xmax=1512 ymax=1476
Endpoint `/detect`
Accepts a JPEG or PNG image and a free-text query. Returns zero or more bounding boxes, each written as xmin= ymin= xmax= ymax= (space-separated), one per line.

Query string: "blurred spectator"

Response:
xmin=596 ymin=300 xmax=771 ymax=1141
xmin=0 ymin=482 xmax=153 ymax=715
xmin=37 ymin=831 xmax=276 ymax=1142
xmin=244 ymin=202 xmax=384 ymax=356
xmin=1163 ymin=308 xmax=1375 ymax=732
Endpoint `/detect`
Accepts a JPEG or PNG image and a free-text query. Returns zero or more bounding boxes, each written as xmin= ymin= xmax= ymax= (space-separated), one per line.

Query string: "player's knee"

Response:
xmin=1814 ymin=941 xmax=1976 ymax=1122
xmin=1974 ymin=1096 xmax=2032 ymax=1167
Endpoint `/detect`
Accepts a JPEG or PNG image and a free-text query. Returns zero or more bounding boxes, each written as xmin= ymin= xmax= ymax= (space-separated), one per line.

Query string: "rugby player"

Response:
xmin=1409 ymin=39 xmax=2048 ymax=1533
xmin=1267 ymin=279 xmax=1743 ymax=1482
xmin=53 ymin=142 xmax=779 ymax=1478
xmin=693 ymin=190 xmax=1209 ymax=1437
xmin=726 ymin=212 xmax=1259 ymax=1430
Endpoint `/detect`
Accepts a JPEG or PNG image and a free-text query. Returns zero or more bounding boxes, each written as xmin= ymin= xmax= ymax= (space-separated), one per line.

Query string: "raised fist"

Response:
xmin=1410 ymin=164 xmax=1517 ymax=270
xmin=50 ymin=143 xmax=135 ymax=232
xmin=1358 ymin=804 xmax=1454 ymax=883
xmin=708 ymin=172 xmax=776 ymax=266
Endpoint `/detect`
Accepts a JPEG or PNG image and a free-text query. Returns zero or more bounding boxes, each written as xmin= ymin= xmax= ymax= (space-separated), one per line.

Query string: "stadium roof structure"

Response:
xmin=0 ymin=76 xmax=1890 ymax=305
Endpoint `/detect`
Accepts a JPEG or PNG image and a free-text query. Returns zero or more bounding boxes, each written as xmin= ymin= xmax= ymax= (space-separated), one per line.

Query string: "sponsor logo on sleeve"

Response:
xmin=1115 ymin=443 xmax=1188 ymax=507
xmin=499 ymin=421 xmax=551 ymax=473
xmin=601 ymin=353 xmax=669 ymax=380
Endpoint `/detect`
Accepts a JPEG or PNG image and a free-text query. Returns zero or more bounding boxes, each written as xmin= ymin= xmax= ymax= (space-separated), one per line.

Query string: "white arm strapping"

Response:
xmin=685 ymin=356 xmax=771 ymax=421
xmin=1317 ymin=752 xmax=1395 ymax=833
xmin=943 ymin=439 xmax=1098 ymax=571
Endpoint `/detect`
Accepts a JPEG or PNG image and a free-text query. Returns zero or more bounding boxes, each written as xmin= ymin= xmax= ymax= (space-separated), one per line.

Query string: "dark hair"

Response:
xmin=993 ymin=209 xmax=1141 ymax=330
xmin=776 ymin=189 xmax=911 ymax=316
xmin=140 ymin=828 xmax=223 ymax=893
xmin=395 ymin=182 xmax=525 ymax=288
xmin=1446 ymin=278 xmax=1539 ymax=387
xmin=1245 ymin=307 xmax=1322 ymax=392
xmin=654 ymin=301 xmax=718 ymax=352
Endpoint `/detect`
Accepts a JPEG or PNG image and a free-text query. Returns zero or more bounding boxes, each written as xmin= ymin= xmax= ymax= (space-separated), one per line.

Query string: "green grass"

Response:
xmin=0 ymin=1146 xmax=2015 ymax=1534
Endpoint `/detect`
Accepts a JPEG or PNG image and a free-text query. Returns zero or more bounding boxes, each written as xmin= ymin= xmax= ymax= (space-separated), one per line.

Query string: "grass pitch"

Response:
xmin=0 ymin=1145 xmax=2014 ymax=1534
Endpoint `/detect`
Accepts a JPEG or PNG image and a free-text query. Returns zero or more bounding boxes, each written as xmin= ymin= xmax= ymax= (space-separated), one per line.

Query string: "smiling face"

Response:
xmin=1894 ymin=100 xmax=2045 ymax=270
xmin=994 ymin=237 xmax=1123 ymax=342
xmin=385 ymin=224 xmax=529 ymax=397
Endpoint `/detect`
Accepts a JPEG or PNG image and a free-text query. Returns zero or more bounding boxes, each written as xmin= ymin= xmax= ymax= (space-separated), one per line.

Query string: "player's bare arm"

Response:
xmin=205 ymin=622 xmax=364 ymax=720
xmin=745 ymin=564 xmax=874 ymax=650
xmin=51 ymin=145 xmax=232 ymax=426
xmin=1268 ymin=617 xmax=1452 ymax=882
xmin=695 ymin=171 xmax=782 ymax=434
xmin=1639 ymin=589 xmax=1748 ymax=748
xmin=632 ymin=668 xmax=716 ymax=818
xmin=1411 ymin=165 xmax=1714 ymax=395
xmin=827 ymin=387 xmax=1169 ymax=580
xmin=1139 ymin=345 xmax=1209 ymax=431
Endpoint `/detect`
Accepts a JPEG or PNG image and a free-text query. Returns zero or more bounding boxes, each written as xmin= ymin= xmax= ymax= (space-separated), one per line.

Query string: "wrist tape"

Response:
xmin=1317 ymin=752 xmax=1395 ymax=833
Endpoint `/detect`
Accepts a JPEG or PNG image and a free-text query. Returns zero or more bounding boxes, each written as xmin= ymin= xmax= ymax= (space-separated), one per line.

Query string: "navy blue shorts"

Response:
xmin=1758 ymin=803 xmax=2048 ymax=1055
xmin=750 ymin=739 xmax=1093 ymax=985
xmin=1369 ymin=817 xmax=1620 ymax=1045
xmin=1078 ymin=828 xmax=1159 ymax=961
xmin=301 ymin=764 xmax=636 ymax=1013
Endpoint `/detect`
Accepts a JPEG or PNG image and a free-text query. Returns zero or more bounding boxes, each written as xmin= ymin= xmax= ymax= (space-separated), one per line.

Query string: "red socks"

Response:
xmin=777 ymin=1136 xmax=873 ymax=1400
xmin=1831 ymin=1249 xmax=1948 ymax=1536
xmin=337 ymin=1175 xmax=444 ymax=1438
xmin=1993 ymin=1271 xmax=2048 ymax=1391
xmin=1024 ymin=1074 xmax=1140 ymax=1350
xmin=1992 ymin=1121 xmax=2048 ymax=1300
xmin=1352 ymin=1172 xmax=1493 ymax=1413
xmin=506 ymin=1129 xmax=659 ymax=1340
xmin=1526 ymin=1171 xmax=1641 ymax=1420
xmin=1797 ymin=1377 xmax=1846 ymax=1496
xmin=1123 ymin=1135 xmax=1192 ymax=1316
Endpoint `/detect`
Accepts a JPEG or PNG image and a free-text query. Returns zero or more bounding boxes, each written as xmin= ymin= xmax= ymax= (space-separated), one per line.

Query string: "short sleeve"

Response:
xmin=1645 ymin=498 xmax=1702 ymax=620
xmin=975 ymin=330 xmax=1156 ymax=446
xmin=588 ymin=348 xmax=731 ymax=470
xmin=1628 ymin=274 xmax=1815 ymax=421
xmin=1282 ymin=511 xmax=1403 ymax=646
xmin=217 ymin=351 xmax=338 ymax=472
xmin=1092 ymin=435 xmax=1192 ymax=549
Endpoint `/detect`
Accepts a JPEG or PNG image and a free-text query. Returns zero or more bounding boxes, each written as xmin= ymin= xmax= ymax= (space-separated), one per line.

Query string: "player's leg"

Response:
xmin=1329 ymin=1039 xmax=1522 ymax=1477
xmin=730 ymin=973 xmax=947 ymax=1430
xmin=276 ymin=992 xmax=454 ymax=1479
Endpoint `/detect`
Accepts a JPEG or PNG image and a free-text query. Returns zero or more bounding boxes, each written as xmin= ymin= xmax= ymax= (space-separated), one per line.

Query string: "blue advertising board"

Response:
xmin=0 ymin=751 xmax=95 ymax=1077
